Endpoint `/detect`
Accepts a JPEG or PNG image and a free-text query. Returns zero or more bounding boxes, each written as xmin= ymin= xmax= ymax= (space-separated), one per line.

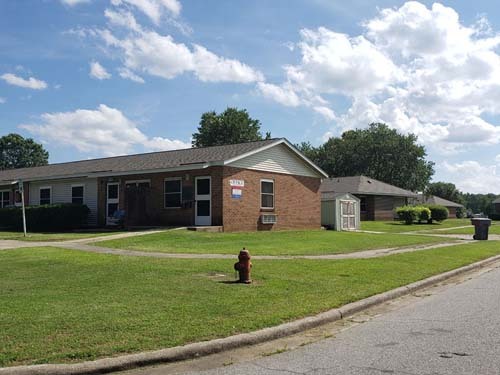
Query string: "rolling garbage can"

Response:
xmin=471 ymin=218 xmax=491 ymax=240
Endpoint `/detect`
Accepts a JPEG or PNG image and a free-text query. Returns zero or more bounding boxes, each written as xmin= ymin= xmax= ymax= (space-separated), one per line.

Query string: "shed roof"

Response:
xmin=0 ymin=138 xmax=328 ymax=184
xmin=321 ymin=192 xmax=360 ymax=201
xmin=493 ymin=197 xmax=500 ymax=204
xmin=417 ymin=194 xmax=464 ymax=208
xmin=320 ymin=175 xmax=417 ymax=198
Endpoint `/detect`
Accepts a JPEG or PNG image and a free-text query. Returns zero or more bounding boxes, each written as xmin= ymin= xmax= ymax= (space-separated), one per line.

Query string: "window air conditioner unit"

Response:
xmin=261 ymin=214 xmax=277 ymax=224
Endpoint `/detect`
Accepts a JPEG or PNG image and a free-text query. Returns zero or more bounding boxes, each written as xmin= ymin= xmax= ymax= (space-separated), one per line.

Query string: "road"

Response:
xmin=121 ymin=261 xmax=500 ymax=375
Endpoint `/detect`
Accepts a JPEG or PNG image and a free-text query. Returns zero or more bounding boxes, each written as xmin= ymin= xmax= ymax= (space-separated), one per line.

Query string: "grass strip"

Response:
xmin=0 ymin=231 xmax=122 ymax=242
xmin=1 ymin=241 xmax=500 ymax=366
xmin=95 ymin=230 xmax=447 ymax=256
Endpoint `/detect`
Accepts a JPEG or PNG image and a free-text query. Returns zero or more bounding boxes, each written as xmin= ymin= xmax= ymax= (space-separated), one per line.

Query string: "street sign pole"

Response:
xmin=19 ymin=180 xmax=27 ymax=237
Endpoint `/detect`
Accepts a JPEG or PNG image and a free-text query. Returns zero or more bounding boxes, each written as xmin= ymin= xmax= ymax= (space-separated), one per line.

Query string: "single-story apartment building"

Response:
xmin=416 ymin=194 xmax=464 ymax=218
xmin=320 ymin=175 xmax=417 ymax=221
xmin=0 ymin=138 xmax=328 ymax=232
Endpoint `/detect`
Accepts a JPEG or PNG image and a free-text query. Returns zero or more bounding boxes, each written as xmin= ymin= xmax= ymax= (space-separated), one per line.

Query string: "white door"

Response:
xmin=106 ymin=182 xmax=120 ymax=225
xmin=341 ymin=200 xmax=356 ymax=230
xmin=195 ymin=176 xmax=211 ymax=226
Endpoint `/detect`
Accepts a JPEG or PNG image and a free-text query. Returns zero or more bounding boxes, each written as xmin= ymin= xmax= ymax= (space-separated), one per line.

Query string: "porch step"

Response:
xmin=187 ymin=226 xmax=224 ymax=233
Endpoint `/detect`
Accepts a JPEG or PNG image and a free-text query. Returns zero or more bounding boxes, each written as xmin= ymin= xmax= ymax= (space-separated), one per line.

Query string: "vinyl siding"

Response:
xmin=227 ymin=144 xmax=320 ymax=178
xmin=29 ymin=178 xmax=98 ymax=225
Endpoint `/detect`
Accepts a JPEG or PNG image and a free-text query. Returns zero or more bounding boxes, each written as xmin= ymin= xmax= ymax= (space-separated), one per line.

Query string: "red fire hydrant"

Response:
xmin=234 ymin=248 xmax=252 ymax=284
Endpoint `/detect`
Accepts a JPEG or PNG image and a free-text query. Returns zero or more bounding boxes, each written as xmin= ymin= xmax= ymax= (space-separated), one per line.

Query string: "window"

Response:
xmin=261 ymin=180 xmax=274 ymax=209
xmin=0 ymin=191 xmax=10 ymax=208
xmin=72 ymin=185 xmax=84 ymax=204
xmin=164 ymin=178 xmax=182 ymax=208
xmin=39 ymin=187 xmax=51 ymax=205
xmin=360 ymin=197 xmax=367 ymax=213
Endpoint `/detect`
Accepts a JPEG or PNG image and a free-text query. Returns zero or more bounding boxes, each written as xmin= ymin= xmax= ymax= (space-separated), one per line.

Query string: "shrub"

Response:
xmin=489 ymin=213 xmax=500 ymax=221
xmin=425 ymin=204 xmax=449 ymax=223
xmin=396 ymin=206 xmax=417 ymax=225
xmin=456 ymin=206 xmax=465 ymax=219
xmin=415 ymin=206 xmax=431 ymax=223
xmin=0 ymin=203 xmax=90 ymax=231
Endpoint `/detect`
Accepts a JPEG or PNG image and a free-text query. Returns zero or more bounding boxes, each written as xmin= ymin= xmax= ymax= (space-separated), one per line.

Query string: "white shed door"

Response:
xmin=341 ymin=200 xmax=356 ymax=230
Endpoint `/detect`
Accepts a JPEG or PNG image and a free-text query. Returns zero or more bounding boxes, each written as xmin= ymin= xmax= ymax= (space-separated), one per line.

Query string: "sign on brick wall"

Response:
xmin=231 ymin=188 xmax=242 ymax=199
xmin=229 ymin=179 xmax=244 ymax=187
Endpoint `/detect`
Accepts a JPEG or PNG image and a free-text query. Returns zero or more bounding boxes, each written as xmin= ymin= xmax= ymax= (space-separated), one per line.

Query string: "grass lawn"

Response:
xmin=360 ymin=218 xmax=472 ymax=233
xmin=95 ymin=230 xmax=449 ymax=256
xmin=0 ymin=230 xmax=123 ymax=242
xmin=1 ymin=243 xmax=500 ymax=367
xmin=422 ymin=222 xmax=500 ymax=235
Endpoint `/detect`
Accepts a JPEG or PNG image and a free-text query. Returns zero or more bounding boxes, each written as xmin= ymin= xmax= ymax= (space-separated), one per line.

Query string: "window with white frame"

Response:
xmin=71 ymin=185 xmax=84 ymax=204
xmin=14 ymin=190 xmax=22 ymax=206
xmin=39 ymin=187 xmax=51 ymax=205
xmin=164 ymin=178 xmax=182 ymax=208
xmin=0 ymin=191 xmax=10 ymax=208
xmin=261 ymin=179 xmax=274 ymax=209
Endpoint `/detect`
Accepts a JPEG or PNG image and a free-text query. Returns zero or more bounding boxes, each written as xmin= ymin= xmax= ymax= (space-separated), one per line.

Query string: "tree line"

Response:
xmin=2 ymin=107 xmax=497 ymax=214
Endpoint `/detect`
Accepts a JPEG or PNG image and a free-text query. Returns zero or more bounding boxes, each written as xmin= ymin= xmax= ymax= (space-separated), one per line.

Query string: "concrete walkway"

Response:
xmin=0 ymin=238 xmax=471 ymax=261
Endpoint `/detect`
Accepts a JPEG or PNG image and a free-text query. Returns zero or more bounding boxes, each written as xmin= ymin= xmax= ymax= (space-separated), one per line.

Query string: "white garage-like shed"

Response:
xmin=321 ymin=192 xmax=360 ymax=231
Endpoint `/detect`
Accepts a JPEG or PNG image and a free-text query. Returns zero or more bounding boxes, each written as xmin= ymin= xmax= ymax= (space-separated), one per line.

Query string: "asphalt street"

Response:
xmin=125 ymin=261 xmax=500 ymax=375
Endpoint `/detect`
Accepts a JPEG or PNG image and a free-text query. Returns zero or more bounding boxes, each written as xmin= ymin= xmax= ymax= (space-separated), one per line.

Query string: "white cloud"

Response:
xmin=257 ymin=82 xmax=301 ymax=107
xmin=118 ymin=67 xmax=145 ymax=83
xmin=441 ymin=160 xmax=500 ymax=194
xmin=19 ymin=104 xmax=190 ymax=156
xmin=111 ymin=0 xmax=181 ymax=25
xmin=89 ymin=61 xmax=112 ymax=80
xmin=0 ymin=97 xmax=6 ymax=104
xmin=99 ymin=28 xmax=263 ymax=83
xmin=0 ymin=73 xmax=47 ymax=90
xmin=60 ymin=0 xmax=90 ymax=6
xmin=313 ymin=106 xmax=335 ymax=121
xmin=261 ymin=2 xmax=500 ymax=154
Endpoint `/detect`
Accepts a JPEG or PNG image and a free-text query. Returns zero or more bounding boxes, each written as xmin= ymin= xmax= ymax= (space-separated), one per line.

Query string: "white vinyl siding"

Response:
xmin=227 ymin=144 xmax=319 ymax=178
xmin=29 ymin=178 xmax=98 ymax=225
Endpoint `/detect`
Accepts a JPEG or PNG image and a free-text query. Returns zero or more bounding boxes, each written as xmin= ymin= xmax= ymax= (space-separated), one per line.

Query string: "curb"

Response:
xmin=3 ymin=254 xmax=500 ymax=375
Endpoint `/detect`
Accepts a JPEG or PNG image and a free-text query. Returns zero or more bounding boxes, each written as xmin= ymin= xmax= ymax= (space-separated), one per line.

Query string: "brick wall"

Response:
xmin=495 ymin=203 xmax=500 ymax=214
xmin=221 ymin=166 xmax=321 ymax=231
xmin=97 ymin=167 xmax=223 ymax=227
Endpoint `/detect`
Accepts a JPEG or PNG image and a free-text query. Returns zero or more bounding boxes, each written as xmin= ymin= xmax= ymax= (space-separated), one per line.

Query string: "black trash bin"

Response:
xmin=471 ymin=218 xmax=492 ymax=240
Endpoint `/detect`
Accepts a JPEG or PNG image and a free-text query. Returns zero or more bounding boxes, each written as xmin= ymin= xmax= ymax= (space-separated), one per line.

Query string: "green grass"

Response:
xmin=0 ymin=230 xmax=122 ymax=242
xmin=360 ymin=218 xmax=472 ymax=233
xmin=95 ymin=230 xmax=448 ymax=256
xmin=1 ymin=243 xmax=500 ymax=367
xmin=422 ymin=223 xmax=500 ymax=235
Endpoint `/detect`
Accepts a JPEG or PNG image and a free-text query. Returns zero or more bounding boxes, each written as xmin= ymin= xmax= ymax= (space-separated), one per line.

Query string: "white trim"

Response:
xmin=71 ymin=184 xmax=85 ymax=204
xmin=39 ymin=186 xmax=52 ymax=205
xmin=260 ymin=179 xmax=275 ymax=209
xmin=164 ymin=177 xmax=182 ymax=209
xmin=224 ymin=139 xmax=329 ymax=178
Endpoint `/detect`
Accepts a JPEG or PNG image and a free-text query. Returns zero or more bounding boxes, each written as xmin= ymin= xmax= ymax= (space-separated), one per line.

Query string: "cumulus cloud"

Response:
xmin=441 ymin=161 xmax=500 ymax=194
xmin=98 ymin=27 xmax=263 ymax=84
xmin=89 ymin=61 xmax=112 ymax=80
xmin=260 ymin=1 xmax=500 ymax=153
xmin=118 ymin=67 xmax=145 ymax=83
xmin=110 ymin=0 xmax=181 ymax=24
xmin=19 ymin=104 xmax=190 ymax=156
xmin=0 ymin=97 xmax=6 ymax=104
xmin=0 ymin=73 xmax=47 ymax=90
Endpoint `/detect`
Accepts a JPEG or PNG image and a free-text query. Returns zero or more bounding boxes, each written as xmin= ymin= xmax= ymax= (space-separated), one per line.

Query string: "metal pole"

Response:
xmin=19 ymin=181 xmax=27 ymax=237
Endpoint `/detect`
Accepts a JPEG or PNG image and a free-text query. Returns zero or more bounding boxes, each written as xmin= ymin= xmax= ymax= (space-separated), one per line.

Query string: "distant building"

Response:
xmin=416 ymin=194 xmax=464 ymax=218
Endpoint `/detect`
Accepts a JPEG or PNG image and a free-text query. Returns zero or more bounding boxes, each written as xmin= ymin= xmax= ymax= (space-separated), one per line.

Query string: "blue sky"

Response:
xmin=1 ymin=0 xmax=500 ymax=194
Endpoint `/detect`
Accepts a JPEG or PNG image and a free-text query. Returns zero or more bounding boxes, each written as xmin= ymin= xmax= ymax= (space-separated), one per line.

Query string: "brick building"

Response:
xmin=0 ymin=139 xmax=328 ymax=231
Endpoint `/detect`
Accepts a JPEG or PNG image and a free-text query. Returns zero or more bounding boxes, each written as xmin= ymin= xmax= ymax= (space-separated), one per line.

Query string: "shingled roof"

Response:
xmin=320 ymin=175 xmax=417 ymax=198
xmin=493 ymin=197 xmax=500 ymax=204
xmin=0 ymin=138 xmax=327 ymax=184
xmin=417 ymin=194 xmax=464 ymax=208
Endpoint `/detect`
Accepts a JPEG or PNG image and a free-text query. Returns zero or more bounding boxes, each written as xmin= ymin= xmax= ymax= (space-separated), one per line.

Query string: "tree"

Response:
xmin=425 ymin=182 xmax=463 ymax=204
xmin=310 ymin=123 xmax=434 ymax=191
xmin=192 ymin=107 xmax=270 ymax=147
xmin=295 ymin=141 xmax=319 ymax=161
xmin=0 ymin=133 xmax=49 ymax=170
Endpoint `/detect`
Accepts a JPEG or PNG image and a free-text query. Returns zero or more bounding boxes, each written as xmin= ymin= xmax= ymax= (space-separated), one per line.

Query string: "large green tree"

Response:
xmin=425 ymin=182 xmax=464 ymax=203
xmin=192 ymin=107 xmax=270 ymax=147
xmin=307 ymin=123 xmax=434 ymax=191
xmin=0 ymin=133 xmax=49 ymax=170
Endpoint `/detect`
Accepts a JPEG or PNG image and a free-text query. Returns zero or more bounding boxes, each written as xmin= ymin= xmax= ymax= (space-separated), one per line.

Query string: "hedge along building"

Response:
xmin=0 ymin=139 xmax=328 ymax=231
xmin=415 ymin=194 xmax=464 ymax=218
xmin=320 ymin=176 xmax=417 ymax=221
